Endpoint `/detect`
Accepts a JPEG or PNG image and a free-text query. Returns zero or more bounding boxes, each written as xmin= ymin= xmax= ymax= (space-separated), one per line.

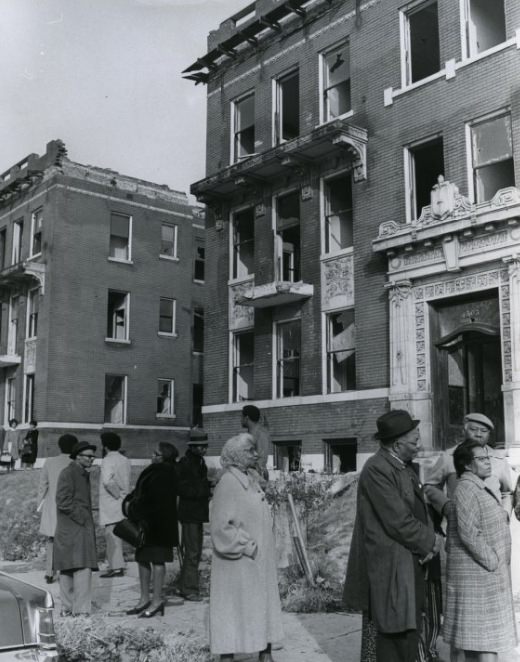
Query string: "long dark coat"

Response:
xmin=177 ymin=450 xmax=210 ymax=523
xmin=130 ymin=462 xmax=179 ymax=547
xmin=53 ymin=461 xmax=98 ymax=571
xmin=343 ymin=449 xmax=435 ymax=633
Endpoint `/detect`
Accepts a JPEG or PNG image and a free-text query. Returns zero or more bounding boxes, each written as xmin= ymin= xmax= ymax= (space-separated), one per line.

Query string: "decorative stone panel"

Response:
xmin=321 ymin=253 xmax=354 ymax=312
xmin=229 ymin=280 xmax=255 ymax=331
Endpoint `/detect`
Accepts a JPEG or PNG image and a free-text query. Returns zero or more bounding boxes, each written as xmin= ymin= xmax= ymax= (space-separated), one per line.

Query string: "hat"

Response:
xmin=464 ymin=412 xmax=494 ymax=431
xmin=374 ymin=409 xmax=420 ymax=441
xmin=70 ymin=441 xmax=97 ymax=459
xmin=187 ymin=427 xmax=208 ymax=445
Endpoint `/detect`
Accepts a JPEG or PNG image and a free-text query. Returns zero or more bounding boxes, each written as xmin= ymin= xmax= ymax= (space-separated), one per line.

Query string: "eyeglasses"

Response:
xmin=472 ymin=454 xmax=491 ymax=462
xmin=79 ymin=454 xmax=95 ymax=460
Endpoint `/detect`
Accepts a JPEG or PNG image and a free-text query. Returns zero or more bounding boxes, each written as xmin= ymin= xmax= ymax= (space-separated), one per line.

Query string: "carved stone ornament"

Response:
xmin=255 ymin=203 xmax=266 ymax=218
xmin=490 ymin=187 xmax=520 ymax=208
xmin=301 ymin=185 xmax=313 ymax=201
xmin=229 ymin=281 xmax=255 ymax=331
xmin=331 ymin=128 xmax=367 ymax=183
xmin=322 ymin=255 xmax=354 ymax=309
xmin=417 ymin=176 xmax=474 ymax=226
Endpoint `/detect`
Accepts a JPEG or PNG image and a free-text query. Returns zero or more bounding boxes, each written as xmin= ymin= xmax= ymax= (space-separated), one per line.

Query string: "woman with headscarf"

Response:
xmin=209 ymin=432 xmax=283 ymax=661
xmin=443 ymin=438 xmax=517 ymax=661
xmin=125 ymin=441 xmax=181 ymax=618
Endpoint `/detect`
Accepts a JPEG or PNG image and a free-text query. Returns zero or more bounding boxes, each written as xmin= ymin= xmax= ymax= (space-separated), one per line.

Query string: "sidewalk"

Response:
xmin=2 ymin=560 xmax=520 ymax=661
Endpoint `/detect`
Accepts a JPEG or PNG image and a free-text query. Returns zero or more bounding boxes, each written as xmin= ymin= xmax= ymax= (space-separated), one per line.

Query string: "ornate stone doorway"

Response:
xmin=430 ymin=292 xmax=503 ymax=449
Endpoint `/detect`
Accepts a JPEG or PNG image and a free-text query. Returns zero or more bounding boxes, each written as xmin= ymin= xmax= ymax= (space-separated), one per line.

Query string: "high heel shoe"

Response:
xmin=138 ymin=602 xmax=165 ymax=618
xmin=126 ymin=601 xmax=151 ymax=615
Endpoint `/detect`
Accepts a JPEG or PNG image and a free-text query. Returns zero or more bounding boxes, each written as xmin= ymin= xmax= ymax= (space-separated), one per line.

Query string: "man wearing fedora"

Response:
xmin=176 ymin=427 xmax=211 ymax=601
xmin=53 ymin=440 xmax=98 ymax=616
xmin=344 ymin=410 xmax=441 ymax=662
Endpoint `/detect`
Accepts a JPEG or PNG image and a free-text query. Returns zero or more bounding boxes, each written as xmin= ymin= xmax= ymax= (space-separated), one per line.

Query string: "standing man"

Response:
xmin=53 ymin=440 xmax=98 ymax=617
xmin=99 ymin=431 xmax=131 ymax=578
xmin=38 ymin=434 xmax=76 ymax=584
xmin=241 ymin=405 xmax=270 ymax=478
xmin=344 ymin=410 xmax=441 ymax=662
xmin=176 ymin=428 xmax=211 ymax=601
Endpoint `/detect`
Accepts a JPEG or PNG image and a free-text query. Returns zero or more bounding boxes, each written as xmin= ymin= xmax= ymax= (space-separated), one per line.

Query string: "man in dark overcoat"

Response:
xmin=176 ymin=428 xmax=210 ymax=601
xmin=343 ymin=410 xmax=441 ymax=662
xmin=53 ymin=440 xmax=98 ymax=616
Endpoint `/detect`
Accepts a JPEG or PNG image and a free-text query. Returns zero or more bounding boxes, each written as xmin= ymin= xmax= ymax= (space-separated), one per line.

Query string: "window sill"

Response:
xmin=228 ymin=274 xmax=255 ymax=287
xmin=315 ymin=110 xmax=354 ymax=129
xmin=25 ymin=336 xmax=37 ymax=342
xmin=158 ymin=332 xmax=177 ymax=338
xmin=193 ymin=279 xmax=205 ymax=285
xmin=320 ymin=247 xmax=354 ymax=262
xmin=159 ymin=254 xmax=179 ymax=262
xmin=26 ymin=253 xmax=42 ymax=262
xmin=192 ymin=350 xmax=204 ymax=356
xmin=108 ymin=257 xmax=133 ymax=265
xmin=156 ymin=414 xmax=176 ymax=420
xmin=105 ymin=338 xmax=131 ymax=345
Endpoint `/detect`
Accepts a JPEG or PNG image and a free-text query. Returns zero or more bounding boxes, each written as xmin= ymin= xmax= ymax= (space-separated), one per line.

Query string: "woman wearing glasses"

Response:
xmin=126 ymin=442 xmax=181 ymax=618
xmin=443 ymin=439 xmax=517 ymax=661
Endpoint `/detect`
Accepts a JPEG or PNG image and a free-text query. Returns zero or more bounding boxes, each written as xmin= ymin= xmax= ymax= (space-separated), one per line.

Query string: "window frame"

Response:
xmin=158 ymin=297 xmax=176 ymax=336
xmin=231 ymin=90 xmax=256 ymax=163
xmin=108 ymin=212 xmax=132 ymax=263
xmin=193 ymin=307 xmax=204 ymax=354
xmin=23 ymin=374 xmax=35 ymax=424
xmin=466 ymin=108 xmax=514 ymax=204
xmin=321 ymin=170 xmax=354 ymax=255
xmin=193 ymin=244 xmax=205 ymax=282
xmin=12 ymin=219 xmax=23 ymax=265
xmin=231 ymin=330 xmax=255 ymax=403
xmin=156 ymin=378 xmax=175 ymax=418
xmin=320 ymin=40 xmax=352 ymax=124
xmin=274 ymin=318 xmax=301 ymax=399
xmin=324 ymin=308 xmax=356 ymax=394
xmin=106 ymin=290 xmax=130 ymax=343
xmin=460 ymin=0 xmax=507 ymax=61
xmin=160 ymin=222 xmax=178 ymax=260
xmin=400 ymin=0 xmax=441 ymax=88
xmin=230 ymin=206 xmax=255 ymax=281
xmin=273 ymin=68 xmax=300 ymax=146
xmin=30 ymin=208 xmax=43 ymax=258
xmin=104 ymin=374 xmax=127 ymax=425
xmin=273 ymin=440 xmax=302 ymax=472
xmin=404 ymin=133 xmax=444 ymax=222
xmin=5 ymin=376 xmax=16 ymax=423
xmin=273 ymin=188 xmax=301 ymax=283
xmin=26 ymin=287 xmax=40 ymax=340
xmin=7 ymin=295 xmax=19 ymax=355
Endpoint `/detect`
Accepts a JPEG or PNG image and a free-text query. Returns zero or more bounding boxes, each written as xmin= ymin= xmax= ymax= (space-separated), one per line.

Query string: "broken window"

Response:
xmin=31 ymin=208 xmax=43 ymax=257
xmin=6 ymin=377 xmax=16 ymax=422
xmin=27 ymin=287 xmax=40 ymax=339
xmin=326 ymin=309 xmax=356 ymax=393
xmin=233 ymin=92 xmax=255 ymax=161
xmin=24 ymin=374 xmax=35 ymax=424
xmin=157 ymin=378 xmax=174 ymax=417
xmin=109 ymin=213 xmax=131 ymax=261
xmin=276 ymin=191 xmax=300 ymax=282
xmin=471 ymin=112 xmax=514 ymax=202
xmin=159 ymin=297 xmax=176 ymax=335
xmin=8 ymin=295 xmax=19 ymax=355
xmin=324 ymin=438 xmax=357 ymax=473
xmin=322 ymin=42 xmax=351 ymax=121
xmin=274 ymin=440 xmax=302 ymax=472
xmin=402 ymin=1 xmax=440 ymax=85
xmin=193 ymin=307 xmax=204 ymax=353
xmin=275 ymin=70 xmax=299 ymax=144
xmin=407 ymin=136 xmax=444 ymax=219
xmin=0 ymin=229 xmax=6 ymax=271
xmin=464 ymin=0 xmax=506 ymax=58
xmin=160 ymin=223 xmax=177 ymax=258
xmin=104 ymin=374 xmax=126 ymax=424
xmin=232 ymin=331 xmax=254 ymax=402
xmin=232 ymin=207 xmax=255 ymax=280
xmin=324 ymin=174 xmax=353 ymax=253
xmin=107 ymin=290 xmax=129 ymax=341
xmin=193 ymin=244 xmax=205 ymax=282
xmin=12 ymin=220 xmax=23 ymax=265
xmin=276 ymin=319 xmax=301 ymax=398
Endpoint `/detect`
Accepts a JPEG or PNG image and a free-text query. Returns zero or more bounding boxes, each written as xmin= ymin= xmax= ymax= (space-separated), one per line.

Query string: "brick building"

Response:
xmin=0 ymin=140 xmax=205 ymax=456
xmin=187 ymin=0 xmax=520 ymax=471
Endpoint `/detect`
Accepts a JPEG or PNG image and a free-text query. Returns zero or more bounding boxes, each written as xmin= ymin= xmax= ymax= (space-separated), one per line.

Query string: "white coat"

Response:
xmin=98 ymin=451 xmax=131 ymax=526
xmin=209 ymin=467 xmax=283 ymax=655
xmin=38 ymin=454 xmax=73 ymax=537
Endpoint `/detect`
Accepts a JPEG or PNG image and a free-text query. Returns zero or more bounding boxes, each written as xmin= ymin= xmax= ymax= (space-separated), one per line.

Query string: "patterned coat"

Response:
xmin=209 ymin=468 xmax=283 ymax=655
xmin=99 ymin=451 xmax=131 ymax=526
xmin=38 ymin=453 xmax=73 ymax=537
xmin=443 ymin=472 xmax=517 ymax=652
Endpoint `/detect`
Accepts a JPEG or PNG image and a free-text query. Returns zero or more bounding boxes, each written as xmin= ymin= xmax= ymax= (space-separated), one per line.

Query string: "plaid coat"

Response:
xmin=443 ymin=472 xmax=517 ymax=652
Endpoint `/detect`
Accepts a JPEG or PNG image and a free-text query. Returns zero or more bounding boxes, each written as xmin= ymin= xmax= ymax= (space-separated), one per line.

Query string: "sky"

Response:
xmin=0 ymin=0 xmax=247 ymax=200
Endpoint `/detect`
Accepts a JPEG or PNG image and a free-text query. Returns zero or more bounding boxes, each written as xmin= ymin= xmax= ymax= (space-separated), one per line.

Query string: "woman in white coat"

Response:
xmin=209 ymin=433 xmax=283 ymax=661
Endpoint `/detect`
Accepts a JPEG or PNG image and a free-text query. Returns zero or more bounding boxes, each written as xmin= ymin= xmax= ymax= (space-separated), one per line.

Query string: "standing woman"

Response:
xmin=443 ymin=439 xmax=517 ymax=661
xmin=21 ymin=420 xmax=39 ymax=469
xmin=3 ymin=418 xmax=21 ymax=471
xmin=126 ymin=441 xmax=181 ymax=618
xmin=209 ymin=433 xmax=283 ymax=662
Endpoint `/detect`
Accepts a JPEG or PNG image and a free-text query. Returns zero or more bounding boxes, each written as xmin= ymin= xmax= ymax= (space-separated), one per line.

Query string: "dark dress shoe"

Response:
xmin=138 ymin=602 xmax=165 ymax=618
xmin=100 ymin=569 xmax=125 ymax=578
xmin=44 ymin=575 xmax=55 ymax=584
xmin=182 ymin=593 xmax=202 ymax=602
xmin=126 ymin=601 xmax=151 ymax=615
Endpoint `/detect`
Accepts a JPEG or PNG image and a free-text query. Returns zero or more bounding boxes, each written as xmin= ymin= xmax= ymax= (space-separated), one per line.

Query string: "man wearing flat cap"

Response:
xmin=344 ymin=410 xmax=441 ymax=662
xmin=53 ymin=441 xmax=98 ymax=616
xmin=176 ymin=427 xmax=211 ymax=601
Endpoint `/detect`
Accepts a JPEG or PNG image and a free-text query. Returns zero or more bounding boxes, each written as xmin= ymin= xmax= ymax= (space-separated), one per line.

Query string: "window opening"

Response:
xmin=27 ymin=288 xmax=40 ymax=339
xmin=6 ymin=377 xmax=16 ymax=422
xmin=465 ymin=0 xmax=506 ymax=57
xmin=160 ymin=223 xmax=177 ymax=258
xmin=276 ymin=191 xmax=300 ymax=282
xmin=12 ymin=220 xmax=23 ymax=265
xmin=276 ymin=320 xmax=301 ymax=398
xmin=104 ymin=375 xmax=126 ymax=424
xmin=107 ymin=291 xmax=129 ymax=340
xmin=193 ymin=308 xmax=204 ymax=353
xmin=24 ymin=374 xmax=35 ymax=423
xmin=232 ymin=208 xmax=255 ymax=279
xmin=233 ymin=331 xmax=254 ymax=402
xmin=109 ymin=213 xmax=130 ymax=261
xmin=404 ymin=1 xmax=440 ymax=84
xmin=408 ymin=137 xmax=444 ymax=219
xmin=275 ymin=70 xmax=299 ymax=144
xmin=194 ymin=245 xmax=205 ymax=281
xmin=324 ymin=438 xmax=357 ymax=473
xmin=327 ymin=310 xmax=356 ymax=392
xmin=159 ymin=297 xmax=175 ymax=334
xmin=31 ymin=208 xmax=43 ymax=256
xmin=324 ymin=174 xmax=353 ymax=252
xmin=157 ymin=379 xmax=174 ymax=417
xmin=8 ymin=296 xmax=19 ymax=355
xmin=323 ymin=42 xmax=351 ymax=121
xmin=233 ymin=93 xmax=255 ymax=161
xmin=274 ymin=440 xmax=302 ymax=472
xmin=471 ymin=112 xmax=514 ymax=202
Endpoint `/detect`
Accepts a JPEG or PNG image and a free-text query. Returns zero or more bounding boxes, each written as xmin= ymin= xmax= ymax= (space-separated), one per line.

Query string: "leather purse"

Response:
xmin=113 ymin=518 xmax=146 ymax=548
xmin=0 ymin=452 xmax=12 ymax=465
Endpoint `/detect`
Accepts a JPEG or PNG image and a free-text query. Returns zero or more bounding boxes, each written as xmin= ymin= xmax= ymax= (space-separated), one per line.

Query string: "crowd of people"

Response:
xmin=35 ymin=404 xmax=281 ymax=661
xmin=344 ymin=410 xmax=518 ymax=662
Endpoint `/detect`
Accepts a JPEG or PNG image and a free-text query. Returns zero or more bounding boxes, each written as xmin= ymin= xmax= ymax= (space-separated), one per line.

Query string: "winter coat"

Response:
xmin=53 ymin=461 xmax=98 ymax=572
xmin=38 ymin=454 xmax=72 ymax=537
xmin=177 ymin=450 xmax=210 ymax=523
xmin=3 ymin=428 xmax=22 ymax=461
xmin=21 ymin=429 xmax=38 ymax=463
xmin=99 ymin=451 xmax=131 ymax=526
xmin=343 ymin=449 xmax=435 ymax=633
xmin=130 ymin=462 xmax=179 ymax=548
xmin=209 ymin=467 xmax=283 ymax=655
xmin=443 ymin=472 xmax=517 ymax=652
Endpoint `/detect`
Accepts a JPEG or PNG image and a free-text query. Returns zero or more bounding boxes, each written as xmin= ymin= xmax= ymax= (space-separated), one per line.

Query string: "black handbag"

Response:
xmin=113 ymin=518 xmax=146 ymax=548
